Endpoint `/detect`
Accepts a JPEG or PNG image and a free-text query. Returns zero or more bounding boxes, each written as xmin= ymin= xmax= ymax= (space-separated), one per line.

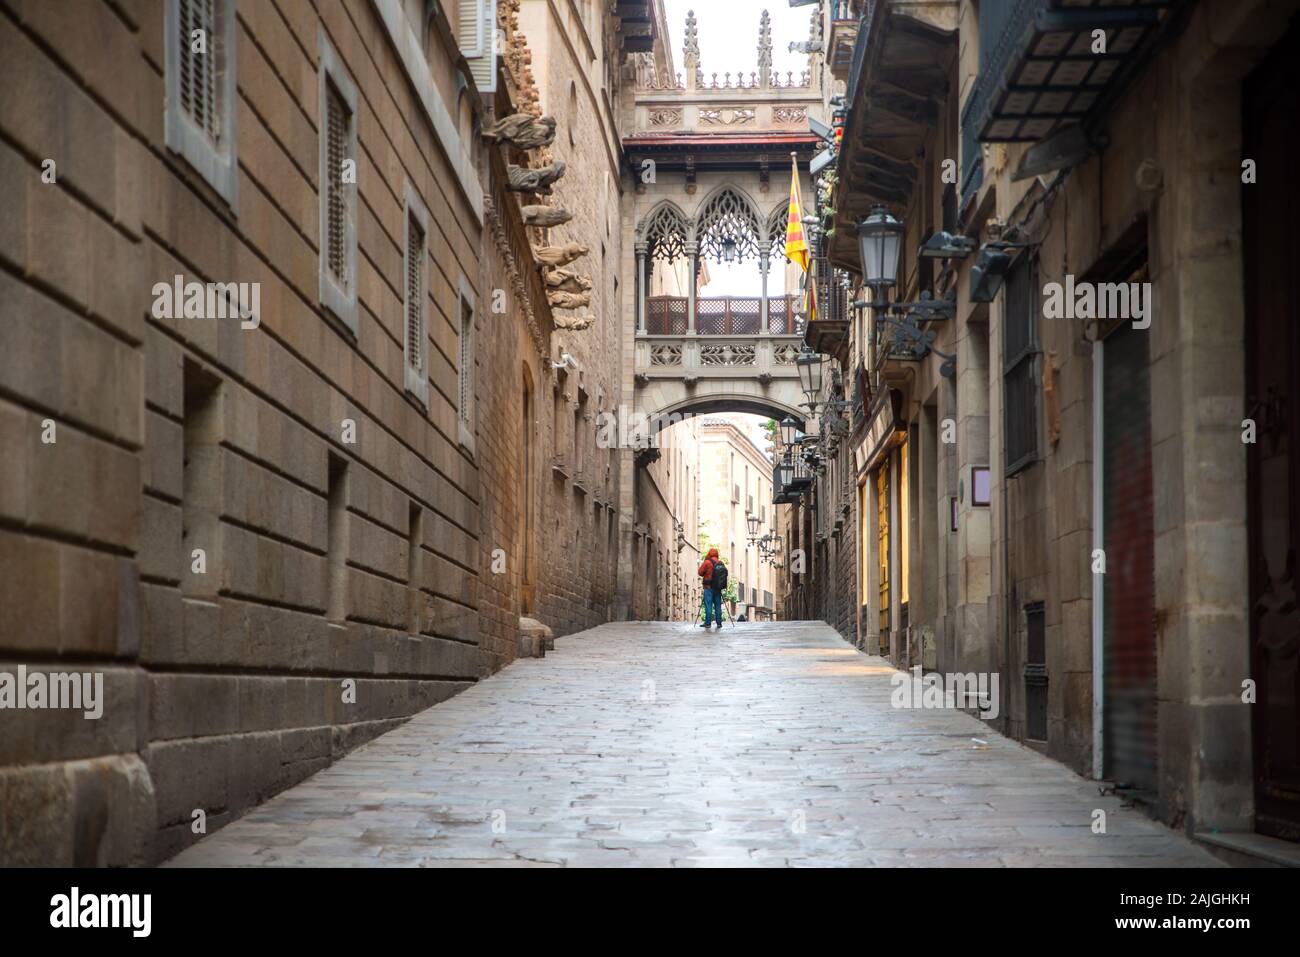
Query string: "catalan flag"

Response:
xmin=784 ymin=156 xmax=809 ymax=271
xmin=783 ymin=155 xmax=816 ymax=322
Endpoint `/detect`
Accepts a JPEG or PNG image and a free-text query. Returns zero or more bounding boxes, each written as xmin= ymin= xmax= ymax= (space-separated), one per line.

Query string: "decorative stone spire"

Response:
xmin=683 ymin=9 xmax=701 ymax=87
xmin=757 ymin=9 xmax=772 ymax=87
xmin=810 ymin=4 xmax=823 ymax=44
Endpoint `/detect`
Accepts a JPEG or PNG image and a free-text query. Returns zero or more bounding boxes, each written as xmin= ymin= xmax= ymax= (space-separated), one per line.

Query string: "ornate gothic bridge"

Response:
xmin=624 ymin=8 xmax=829 ymax=432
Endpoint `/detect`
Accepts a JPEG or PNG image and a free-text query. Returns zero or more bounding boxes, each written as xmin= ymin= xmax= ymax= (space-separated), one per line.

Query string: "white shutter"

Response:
xmin=456 ymin=0 xmax=485 ymax=57
xmin=456 ymin=0 xmax=497 ymax=94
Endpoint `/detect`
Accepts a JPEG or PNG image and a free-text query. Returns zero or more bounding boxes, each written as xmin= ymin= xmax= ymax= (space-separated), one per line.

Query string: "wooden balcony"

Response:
xmin=644 ymin=295 xmax=803 ymax=336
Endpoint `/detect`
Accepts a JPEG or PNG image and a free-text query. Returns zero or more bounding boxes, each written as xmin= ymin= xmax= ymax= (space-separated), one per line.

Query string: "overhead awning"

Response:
xmin=964 ymin=0 xmax=1182 ymax=144
xmin=828 ymin=1 xmax=959 ymax=272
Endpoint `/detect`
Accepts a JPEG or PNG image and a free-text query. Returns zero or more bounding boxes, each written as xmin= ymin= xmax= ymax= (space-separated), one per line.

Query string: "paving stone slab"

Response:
xmin=167 ymin=621 xmax=1222 ymax=868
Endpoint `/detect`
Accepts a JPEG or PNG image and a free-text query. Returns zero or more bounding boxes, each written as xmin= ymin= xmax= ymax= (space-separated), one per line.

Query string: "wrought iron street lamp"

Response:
xmin=796 ymin=345 xmax=823 ymax=411
xmin=856 ymin=204 xmax=903 ymax=307
xmin=746 ymin=513 xmax=761 ymax=540
xmin=779 ymin=416 xmax=799 ymax=448
xmin=778 ymin=452 xmax=794 ymax=488
xmin=721 ymin=236 xmax=737 ymax=263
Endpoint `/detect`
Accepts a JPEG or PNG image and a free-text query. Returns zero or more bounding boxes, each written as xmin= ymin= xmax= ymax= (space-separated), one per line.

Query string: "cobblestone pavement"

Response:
xmin=168 ymin=621 xmax=1220 ymax=867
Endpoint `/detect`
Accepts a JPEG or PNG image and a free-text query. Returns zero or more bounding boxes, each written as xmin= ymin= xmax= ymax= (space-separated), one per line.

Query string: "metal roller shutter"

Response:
xmin=1102 ymin=320 xmax=1157 ymax=792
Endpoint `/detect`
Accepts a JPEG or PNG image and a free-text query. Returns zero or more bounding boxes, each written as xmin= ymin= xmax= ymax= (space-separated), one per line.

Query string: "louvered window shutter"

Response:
xmin=406 ymin=216 xmax=424 ymax=373
xmin=325 ymin=82 xmax=350 ymax=289
xmin=178 ymin=0 xmax=221 ymax=144
xmin=456 ymin=0 xmax=498 ymax=94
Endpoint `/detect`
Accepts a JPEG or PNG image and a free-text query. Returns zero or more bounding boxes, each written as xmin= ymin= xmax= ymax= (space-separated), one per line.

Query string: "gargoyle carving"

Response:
xmin=553 ymin=314 xmax=595 ymax=331
xmin=543 ymin=268 xmax=592 ymax=293
xmin=533 ymin=242 xmax=590 ymax=268
xmin=521 ymin=205 xmax=573 ymax=228
xmin=507 ymin=161 xmax=567 ymax=194
xmin=547 ymin=290 xmax=592 ymax=309
xmin=482 ymin=114 xmax=557 ymax=150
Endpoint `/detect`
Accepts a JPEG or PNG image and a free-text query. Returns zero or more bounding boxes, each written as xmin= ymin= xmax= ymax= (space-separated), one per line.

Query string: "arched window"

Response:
xmin=641 ymin=203 xmax=689 ymax=262
xmin=768 ymin=205 xmax=794 ymax=263
xmin=696 ymin=187 xmax=761 ymax=263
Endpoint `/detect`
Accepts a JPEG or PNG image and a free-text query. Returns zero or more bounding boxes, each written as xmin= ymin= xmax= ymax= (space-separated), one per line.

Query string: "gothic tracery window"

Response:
xmin=768 ymin=205 xmax=793 ymax=263
xmin=696 ymin=188 xmax=761 ymax=263
xmin=642 ymin=203 xmax=689 ymax=262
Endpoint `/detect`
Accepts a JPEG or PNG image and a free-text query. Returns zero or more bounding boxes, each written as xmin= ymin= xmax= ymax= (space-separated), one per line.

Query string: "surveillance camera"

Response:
xmin=551 ymin=352 xmax=578 ymax=371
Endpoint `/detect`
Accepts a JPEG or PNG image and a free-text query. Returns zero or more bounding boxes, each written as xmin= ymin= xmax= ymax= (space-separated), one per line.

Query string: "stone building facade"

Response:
xmin=698 ymin=416 xmax=778 ymax=621
xmin=632 ymin=415 xmax=700 ymax=622
xmin=781 ymin=0 xmax=1300 ymax=855
xmin=0 ymin=0 xmax=668 ymax=865
xmin=514 ymin=0 xmax=632 ymax=634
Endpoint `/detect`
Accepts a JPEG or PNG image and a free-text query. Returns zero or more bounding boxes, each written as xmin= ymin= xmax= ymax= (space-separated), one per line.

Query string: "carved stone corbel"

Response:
xmin=521 ymin=205 xmax=573 ymax=228
xmin=547 ymin=290 xmax=592 ymax=309
xmin=553 ymin=314 xmax=595 ymax=331
xmin=533 ymin=242 xmax=591 ymax=268
xmin=507 ymin=161 xmax=567 ymax=194
xmin=543 ymin=268 xmax=592 ymax=293
xmin=482 ymin=113 xmax=557 ymax=150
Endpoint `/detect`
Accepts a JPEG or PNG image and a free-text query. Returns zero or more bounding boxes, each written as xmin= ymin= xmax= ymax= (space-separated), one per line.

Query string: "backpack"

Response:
xmin=710 ymin=559 xmax=728 ymax=591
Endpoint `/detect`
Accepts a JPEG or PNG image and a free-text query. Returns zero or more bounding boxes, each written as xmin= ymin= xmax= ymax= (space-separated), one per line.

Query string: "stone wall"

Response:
xmin=519 ymin=0 xmax=627 ymax=635
xmin=0 ymin=0 xmax=640 ymax=866
xmin=824 ymin=0 xmax=1294 ymax=837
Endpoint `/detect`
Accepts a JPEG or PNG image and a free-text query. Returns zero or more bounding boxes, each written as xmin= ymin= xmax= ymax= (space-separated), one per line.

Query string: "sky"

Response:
xmin=661 ymin=0 xmax=819 ymax=84
xmin=660 ymin=1 xmax=818 ymax=297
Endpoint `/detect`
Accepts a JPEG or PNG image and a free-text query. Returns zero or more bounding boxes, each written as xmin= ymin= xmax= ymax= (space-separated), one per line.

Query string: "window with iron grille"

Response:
xmin=325 ymin=87 xmax=348 ymax=280
xmin=165 ymin=0 xmax=237 ymax=207
xmin=319 ymin=31 xmax=359 ymax=334
xmin=1003 ymin=255 xmax=1039 ymax=473
xmin=402 ymin=182 xmax=429 ymax=407
xmin=457 ymin=280 xmax=477 ymax=452
xmin=1025 ymin=602 xmax=1048 ymax=741
xmin=407 ymin=218 xmax=424 ymax=363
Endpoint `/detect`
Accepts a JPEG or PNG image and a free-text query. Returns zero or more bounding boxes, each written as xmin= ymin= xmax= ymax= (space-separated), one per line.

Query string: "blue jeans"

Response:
xmin=702 ymin=588 xmax=722 ymax=626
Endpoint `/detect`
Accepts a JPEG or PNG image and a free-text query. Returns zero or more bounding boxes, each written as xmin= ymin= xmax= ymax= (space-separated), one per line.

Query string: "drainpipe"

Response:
xmin=1001 ymin=477 xmax=1011 ymax=736
xmin=1091 ymin=338 xmax=1105 ymax=779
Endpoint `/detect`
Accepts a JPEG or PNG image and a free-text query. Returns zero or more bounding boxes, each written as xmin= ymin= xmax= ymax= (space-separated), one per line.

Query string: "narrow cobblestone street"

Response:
xmin=169 ymin=622 xmax=1217 ymax=867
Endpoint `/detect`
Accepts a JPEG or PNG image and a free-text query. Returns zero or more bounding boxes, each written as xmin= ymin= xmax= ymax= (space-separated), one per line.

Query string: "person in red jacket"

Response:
xmin=698 ymin=547 xmax=723 ymax=629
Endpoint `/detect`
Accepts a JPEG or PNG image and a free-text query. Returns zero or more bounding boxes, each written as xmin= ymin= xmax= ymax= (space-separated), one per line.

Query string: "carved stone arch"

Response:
xmin=694 ymin=185 xmax=762 ymax=263
xmin=638 ymin=201 xmax=690 ymax=262
xmin=645 ymin=394 xmax=808 ymax=435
